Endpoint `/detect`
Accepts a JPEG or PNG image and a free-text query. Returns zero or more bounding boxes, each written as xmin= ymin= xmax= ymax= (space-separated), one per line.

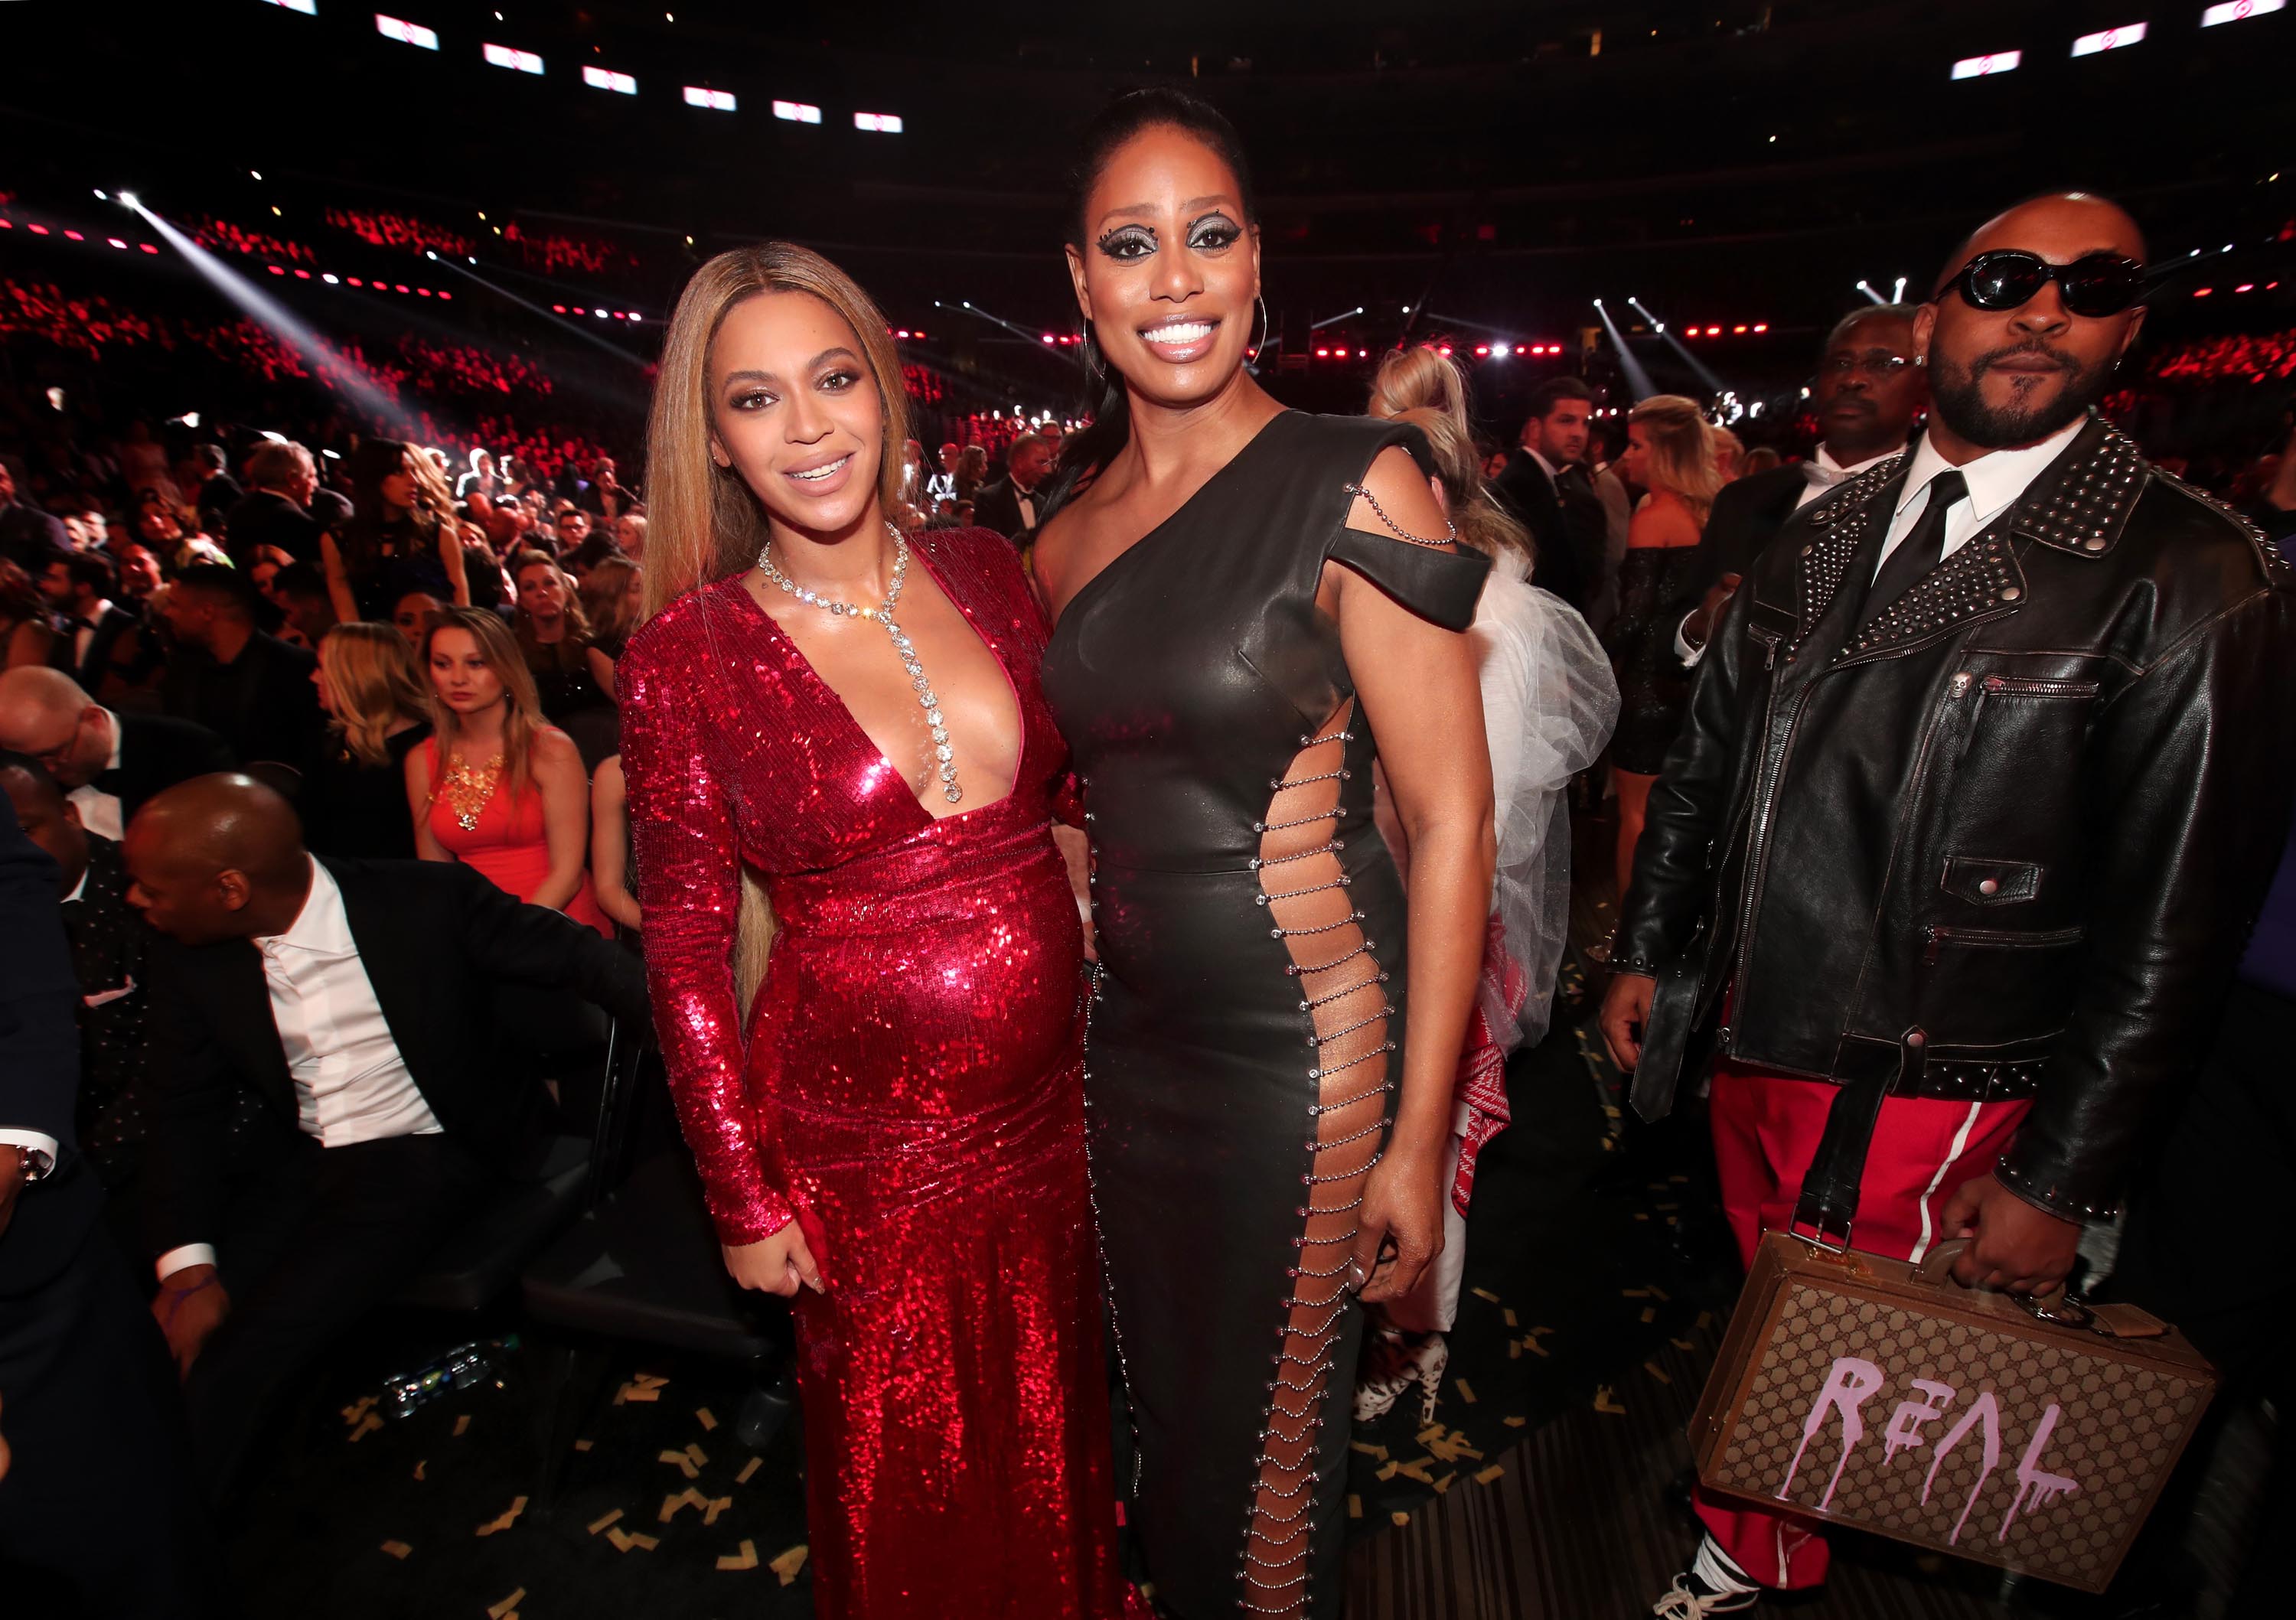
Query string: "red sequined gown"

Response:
xmin=617 ymin=530 xmax=1124 ymax=1620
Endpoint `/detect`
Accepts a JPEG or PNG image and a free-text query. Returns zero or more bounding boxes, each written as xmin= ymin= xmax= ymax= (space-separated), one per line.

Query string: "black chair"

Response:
xmin=390 ymin=1015 xmax=632 ymax=1314
xmin=520 ymin=1041 xmax=796 ymax=1493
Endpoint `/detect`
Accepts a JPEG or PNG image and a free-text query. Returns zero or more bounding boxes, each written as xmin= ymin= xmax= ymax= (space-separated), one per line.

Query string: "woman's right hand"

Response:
xmin=722 ymin=1224 xmax=825 ymax=1297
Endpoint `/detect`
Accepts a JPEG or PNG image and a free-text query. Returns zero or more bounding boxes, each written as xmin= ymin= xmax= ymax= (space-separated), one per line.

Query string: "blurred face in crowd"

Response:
xmin=1621 ymin=422 xmax=1654 ymax=487
xmin=515 ymin=562 xmax=566 ymax=620
xmin=1916 ymin=193 xmax=2148 ymax=455
xmin=1524 ymin=397 xmax=1591 ymax=467
xmin=426 ymin=624 xmax=506 ymax=719
xmin=1068 ymin=122 xmax=1261 ymax=418
xmin=938 ymin=442 xmax=959 ymax=473
xmin=117 ymin=545 xmax=161 ymax=598
xmin=1815 ymin=311 xmax=1926 ymax=462
xmin=0 ymin=701 xmax=110 ymax=790
xmin=310 ymin=657 xmax=338 ymax=718
xmin=379 ymin=455 xmax=417 ymax=514
xmin=136 ymin=505 xmax=179 ymax=545
xmin=615 ymin=514 xmax=645 ymax=559
xmin=249 ymin=557 xmax=282 ymax=599
xmin=158 ymin=588 xmax=222 ymax=653
xmin=707 ymin=289 xmax=889 ymax=542
xmin=393 ymin=592 xmax=443 ymax=641
xmin=0 ymin=764 xmax=87 ymax=895
xmin=1008 ymin=437 xmax=1055 ymax=491
xmin=559 ymin=509 xmax=591 ymax=545
xmin=285 ymin=451 xmax=319 ymax=508
xmin=38 ymin=560 xmax=75 ymax=609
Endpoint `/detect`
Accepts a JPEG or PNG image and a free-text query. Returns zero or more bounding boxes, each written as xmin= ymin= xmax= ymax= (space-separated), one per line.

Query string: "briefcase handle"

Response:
xmin=1913 ymin=1240 xmax=2169 ymax=1339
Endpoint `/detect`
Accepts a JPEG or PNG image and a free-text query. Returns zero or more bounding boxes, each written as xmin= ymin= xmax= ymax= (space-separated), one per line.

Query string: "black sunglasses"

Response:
xmin=1936 ymin=249 xmax=2148 ymax=318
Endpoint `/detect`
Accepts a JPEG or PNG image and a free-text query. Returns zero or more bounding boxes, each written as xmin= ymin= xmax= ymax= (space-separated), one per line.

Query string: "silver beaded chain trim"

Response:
xmin=1341 ymin=480 xmax=1459 ymax=548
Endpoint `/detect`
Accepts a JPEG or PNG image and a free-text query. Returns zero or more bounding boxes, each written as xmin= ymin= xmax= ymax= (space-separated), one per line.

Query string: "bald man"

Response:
xmin=1601 ymin=193 xmax=2296 ymax=1613
xmin=0 ymin=667 xmax=232 ymax=841
xmin=124 ymin=774 xmax=647 ymax=1502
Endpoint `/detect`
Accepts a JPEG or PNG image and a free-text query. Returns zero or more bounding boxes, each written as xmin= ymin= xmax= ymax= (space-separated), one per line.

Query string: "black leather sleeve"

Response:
xmin=452 ymin=862 xmax=651 ymax=1028
xmin=1998 ymin=583 xmax=2296 ymax=1221
xmin=140 ymin=939 xmax=240 ymax=1258
xmin=1614 ymin=569 xmax=1760 ymax=971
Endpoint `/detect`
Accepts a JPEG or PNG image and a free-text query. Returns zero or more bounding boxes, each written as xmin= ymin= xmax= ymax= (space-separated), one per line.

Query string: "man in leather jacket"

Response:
xmin=1606 ymin=193 xmax=2296 ymax=1615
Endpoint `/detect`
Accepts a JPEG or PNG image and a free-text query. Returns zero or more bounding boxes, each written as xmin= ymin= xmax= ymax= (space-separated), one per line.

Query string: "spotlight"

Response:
xmin=119 ymin=191 xmax=140 ymax=210
xmin=1489 ymin=342 xmax=1512 ymax=359
xmin=93 ymin=189 xmax=108 ymax=201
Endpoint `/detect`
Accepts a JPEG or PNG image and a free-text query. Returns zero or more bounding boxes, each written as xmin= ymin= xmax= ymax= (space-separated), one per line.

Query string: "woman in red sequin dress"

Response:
xmin=616 ymin=243 xmax=1125 ymax=1620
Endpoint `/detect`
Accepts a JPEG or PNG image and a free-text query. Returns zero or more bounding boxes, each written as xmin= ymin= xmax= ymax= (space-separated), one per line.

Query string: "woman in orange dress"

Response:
xmin=406 ymin=605 xmax=608 ymax=935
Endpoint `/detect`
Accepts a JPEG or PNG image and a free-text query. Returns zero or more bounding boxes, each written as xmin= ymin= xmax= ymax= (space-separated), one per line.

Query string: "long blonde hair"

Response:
xmin=1629 ymin=395 xmax=1725 ymax=524
xmin=422 ymin=606 xmax=547 ymax=806
xmin=1367 ymin=347 xmax=1531 ymax=562
xmin=641 ymin=243 xmax=912 ymax=1008
xmin=642 ymin=243 xmax=912 ymax=619
xmin=510 ymin=549 xmax=591 ymax=640
xmin=319 ymin=621 xmax=430 ymax=768
xmin=581 ymin=555 xmax=644 ymax=646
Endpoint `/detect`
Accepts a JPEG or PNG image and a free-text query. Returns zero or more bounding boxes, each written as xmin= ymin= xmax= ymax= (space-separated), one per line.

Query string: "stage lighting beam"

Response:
xmin=1629 ymin=296 xmax=1728 ymax=395
xmin=1590 ymin=299 xmax=1655 ymax=401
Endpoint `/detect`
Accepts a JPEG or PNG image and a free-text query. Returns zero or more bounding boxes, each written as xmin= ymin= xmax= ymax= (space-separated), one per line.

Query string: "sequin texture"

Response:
xmin=618 ymin=529 xmax=1124 ymax=1618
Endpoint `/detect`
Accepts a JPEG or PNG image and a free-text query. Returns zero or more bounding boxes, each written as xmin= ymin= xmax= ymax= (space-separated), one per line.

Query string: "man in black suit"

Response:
xmin=0 ymin=797 xmax=208 ymax=1616
xmin=1490 ymin=376 xmax=1609 ymax=618
xmin=124 ymin=775 xmax=649 ymax=1499
xmin=1676 ymin=305 xmax=1928 ymax=661
xmin=37 ymin=550 xmax=142 ymax=692
xmin=0 ymin=666 xmax=234 ymax=842
xmin=972 ymin=434 xmax=1055 ymax=546
xmin=157 ymin=566 xmax=326 ymax=782
xmin=0 ymin=455 xmax=70 ymax=573
xmin=222 ymin=441 xmax=325 ymax=568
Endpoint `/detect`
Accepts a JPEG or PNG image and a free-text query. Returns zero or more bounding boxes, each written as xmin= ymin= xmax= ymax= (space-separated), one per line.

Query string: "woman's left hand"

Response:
xmin=1351 ymin=1147 xmax=1444 ymax=1304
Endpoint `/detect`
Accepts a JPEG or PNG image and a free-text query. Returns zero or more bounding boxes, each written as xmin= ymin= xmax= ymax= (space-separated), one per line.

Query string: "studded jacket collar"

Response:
xmin=1616 ymin=412 xmax=2296 ymax=1225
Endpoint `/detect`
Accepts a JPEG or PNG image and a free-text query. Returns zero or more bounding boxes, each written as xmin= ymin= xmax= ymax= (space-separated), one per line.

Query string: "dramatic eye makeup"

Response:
xmin=1096 ymin=224 xmax=1156 ymax=262
xmin=1094 ymin=210 xmax=1244 ymax=262
xmin=1186 ymin=212 xmax=1242 ymax=252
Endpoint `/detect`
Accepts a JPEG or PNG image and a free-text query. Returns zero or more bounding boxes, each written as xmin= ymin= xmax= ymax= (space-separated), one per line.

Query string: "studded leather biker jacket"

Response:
xmin=1616 ymin=415 xmax=2296 ymax=1225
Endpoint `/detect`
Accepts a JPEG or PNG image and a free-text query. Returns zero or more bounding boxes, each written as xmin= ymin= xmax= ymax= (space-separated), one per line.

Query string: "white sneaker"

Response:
xmin=1650 ymin=1573 xmax=1759 ymax=1616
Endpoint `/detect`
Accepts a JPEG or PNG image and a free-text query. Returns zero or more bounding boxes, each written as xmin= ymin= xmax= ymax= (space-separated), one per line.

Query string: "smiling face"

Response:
xmin=1067 ymin=123 xmax=1260 ymax=409
xmin=426 ymin=624 xmax=505 ymax=716
xmin=1916 ymin=194 xmax=2148 ymax=454
xmin=708 ymin=290 xmax=886 ymax=541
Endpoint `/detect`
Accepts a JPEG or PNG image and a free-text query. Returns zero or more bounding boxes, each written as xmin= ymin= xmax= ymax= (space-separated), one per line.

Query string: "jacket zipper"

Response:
xmin=1923 ymin=923 xmax=2085 ymax=965
xmin=1958 ymin=673 xmax=2097 ymax=758
xmin=1727 ymin=651 xmax=1808 ymax=1016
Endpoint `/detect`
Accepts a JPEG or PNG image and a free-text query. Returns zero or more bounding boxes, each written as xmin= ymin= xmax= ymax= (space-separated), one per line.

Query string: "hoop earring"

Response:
xmin=1081 ymin=325 xmax=1108 ymax=384
xmin=1250 ymin=294 xmax=1270 ymax=363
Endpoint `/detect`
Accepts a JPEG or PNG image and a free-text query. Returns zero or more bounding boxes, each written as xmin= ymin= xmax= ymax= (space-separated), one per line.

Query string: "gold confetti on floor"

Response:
xmin=347 ymin=1411 xmax=383 ymax=1443
xmin=453 ymin=1414 xmax=471 ymax=1438
xmin=606 ymin=1525 xmax=661 ymax=1553
xmin=704 ymin=1495 xmax=735 ymax=1526
xmin=586 ymin=1508 xmax=625 ymax=1535
xmin=341 ymin=1396 xmax=378 ymax=1427
xmin=487 ymin=1589 xmax=525 ymax=1619
xmin=380 ymin=1540 xmax=412 ymax=1560
xmin=1645 ymin=1361 xmax=1673 ymax=1385
xmin=660 ymin=1487 xmax=710 ymax=1524
xmin=1645 ymin=1283 xmax=1671 ymax=1302
xmin=1593 ymin=1386 xmax=1627 ymax=1415
xmin=1348 ymin=1495 xmax=1362 ymax=1519
xmin=659 ymin=1449 xmax=701 ymax=1480
xmin=1502 ymin=1308 xmax=1518 ymax=1328
xmin=696 ymin=1406 xmax=719 ymax=1432
xmin=1503 ymin=1413 xmax=1526 ymax=1426
xmin=735 ymin=1455 xmax=763 ymax=1485
xmin=1639 ymin=1306 xmax=1658 ymax=1323
xmin=685 ymin=1442 xmax=709 ymax=1469
xmin=1430 ymin=1472 xmax=1455 ymax=1495
xmin=1470 ymin=1286 xmax=1502 ymax=1303
xmin=716 ymin=1538 xmax=760 ymax=1573
xmin=770 ymin=1544 xmax=810 ymax=1586
xmin=1390 ymin=1510 xmax=1411 ymax=1527
xmin=1474 ymin=1464 xmax=1505 ymax=1485
xmin=474 ymin=1496 xmax=529 ymax=1537
xmin=1453 ymin=1378 xmax=1476 ymax=1405
xmin=1349 ymin=1440 xmax=1388 ymax=1459
xmin=573 ymin=1438 xmax=594 ymax=1452
xmin=617 ymin=1371 xmax=670 ymax=1405
xmin=411 ymin=1460 xmax=426 ymax=1481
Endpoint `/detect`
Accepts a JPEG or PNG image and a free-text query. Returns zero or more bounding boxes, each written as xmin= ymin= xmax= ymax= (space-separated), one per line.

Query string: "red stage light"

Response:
xmin=347 ymin=277 xmax=364 ymax=286
xmin=64 ymin=230 xmax=84 ymax=242
xmin=295 ymin=269 xmax=311 ymax=279
xmin=417 ymin=287 xmax=432 ymax=295
xmin=140 ymin=243 xmax=158 ymax=254
xmin=553 ymin=304 xmax=567 ymax=313
xmin=108 ymin=238 xmax=126 ymax=249
xmin=439 ymin=291 xmax=452 ymax=300
xmin=1474 ymin=344 xmax=1490 ymax=357
xmin=28 ymin=224 xmax=47 ymax=235
xmin=1733 ymin=324 xmax=1748 ymax=334
xmin=2236 ymin=283 xmax=2256 ymax=293
xmin=1042 ymin=334 xmax=1055 ymax=344
xmin=1753 ymin=323 xmax=1769 ymax=333
xmin=1316 ymin=347 xmax=1331 ymax=357
xmin=1438 ymin=346 xmax=1453 ymax=357
xmin=267 ymin=264 xmax=285 ymax=275
xmin=2194 ymin=287 xmax=2213 ymax=297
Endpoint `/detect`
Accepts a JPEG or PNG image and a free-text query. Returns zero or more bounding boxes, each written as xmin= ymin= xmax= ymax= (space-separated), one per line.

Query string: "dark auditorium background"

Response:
xmin=2 ymin=2 xmax=2292 ymax=1618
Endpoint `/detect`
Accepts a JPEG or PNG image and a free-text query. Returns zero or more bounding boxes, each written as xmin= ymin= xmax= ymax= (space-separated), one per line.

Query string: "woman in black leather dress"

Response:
xmin=1033 ymin=91 xmax=1497 ymax=1620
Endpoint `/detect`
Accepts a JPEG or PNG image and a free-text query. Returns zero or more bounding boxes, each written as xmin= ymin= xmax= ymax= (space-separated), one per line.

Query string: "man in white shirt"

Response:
xmin=121 ymin=774 xmax=647 ymax=1501
xmin=1608 ymin=193 xmax=2296 ymax=1615
xmin=1677 ymin=305 xmax=1929 ymax=664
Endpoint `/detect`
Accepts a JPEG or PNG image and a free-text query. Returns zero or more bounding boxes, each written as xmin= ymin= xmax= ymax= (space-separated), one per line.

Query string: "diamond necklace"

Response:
xmin=756 ymin=522 xmax=962 ymax=804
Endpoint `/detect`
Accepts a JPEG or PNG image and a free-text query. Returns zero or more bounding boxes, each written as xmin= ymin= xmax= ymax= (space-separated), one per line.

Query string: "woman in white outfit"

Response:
xmin=1355 ymin=347 xmax=1619 ymax=1419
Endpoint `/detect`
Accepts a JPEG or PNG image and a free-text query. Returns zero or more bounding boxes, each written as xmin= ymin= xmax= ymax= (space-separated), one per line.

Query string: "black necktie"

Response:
xmin=1867 ymin=468 xmax=1968 ymax=612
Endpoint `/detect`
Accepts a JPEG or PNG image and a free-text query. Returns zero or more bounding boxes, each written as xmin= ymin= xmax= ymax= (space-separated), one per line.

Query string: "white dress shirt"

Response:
xmin=67 ymin=707 xmax=126 ymax=841
xmin=70 ymin=598 xmax=114 ymax=669
xmin=155 ymin=856 xmax=442 ymax=1280
xmin=1675 ymin=424 xmax=2085 ymax=667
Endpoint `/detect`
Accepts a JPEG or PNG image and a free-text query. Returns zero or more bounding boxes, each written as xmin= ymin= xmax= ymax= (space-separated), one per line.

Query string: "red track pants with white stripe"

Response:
xmin=1691 ymin=1063 xmax=2032 ymax=1589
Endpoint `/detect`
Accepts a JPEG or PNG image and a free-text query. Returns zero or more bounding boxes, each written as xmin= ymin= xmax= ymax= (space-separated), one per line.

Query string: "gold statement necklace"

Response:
xmin=442 ymin=751 xmax=506 ymax=832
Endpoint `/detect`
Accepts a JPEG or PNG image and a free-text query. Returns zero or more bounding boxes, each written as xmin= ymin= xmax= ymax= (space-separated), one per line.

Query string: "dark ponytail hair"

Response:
xmin=1036 ymin=88 xmax=1258 ymax=523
